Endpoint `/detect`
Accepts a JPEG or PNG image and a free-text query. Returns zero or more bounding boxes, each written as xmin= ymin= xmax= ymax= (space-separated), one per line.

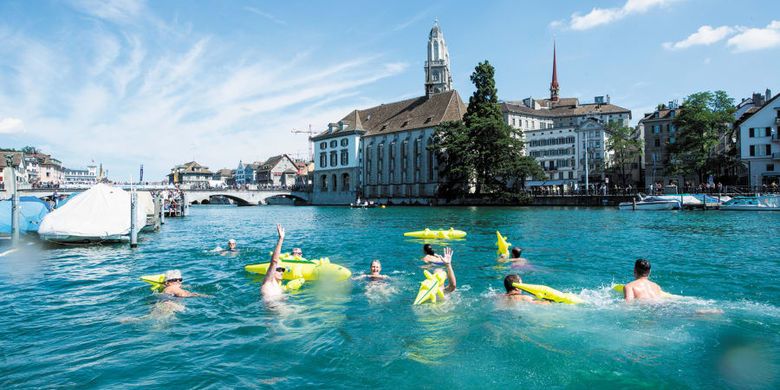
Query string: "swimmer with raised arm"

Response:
xmin=624 ymin=258 xmax=666 ymax=302
xmin=261 ymin=224 xmax=287 ymax=299
xmin=434 ymin=247 xmax=457 ymax=294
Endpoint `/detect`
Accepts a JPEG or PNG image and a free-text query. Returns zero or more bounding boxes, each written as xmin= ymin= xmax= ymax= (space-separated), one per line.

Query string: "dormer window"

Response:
xmin=401 ymin=121 xmax=409 ymax=128
xmin=424 ymin=117 xmax=432 ymax=124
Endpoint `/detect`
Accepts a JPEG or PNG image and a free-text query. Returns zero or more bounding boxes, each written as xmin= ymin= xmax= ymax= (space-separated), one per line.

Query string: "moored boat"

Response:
xmin=618 ymin=196 xmax=681 ymax=210
xmin=720 ymin=195 xmax=780 ymax=211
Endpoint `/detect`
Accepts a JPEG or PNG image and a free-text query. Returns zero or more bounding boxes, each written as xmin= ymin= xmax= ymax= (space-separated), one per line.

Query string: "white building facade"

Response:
xmin=310 ymin=119 xmax=365 ymax=205
xmin=737 ymin=93 xmax=780 ymax=187
xmin=64 ymin=165 xmax=98 ymax=186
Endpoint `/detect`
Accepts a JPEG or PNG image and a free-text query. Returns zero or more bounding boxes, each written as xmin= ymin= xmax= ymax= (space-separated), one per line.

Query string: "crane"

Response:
xmin=291 ymin=124 xmax=317 ymax=162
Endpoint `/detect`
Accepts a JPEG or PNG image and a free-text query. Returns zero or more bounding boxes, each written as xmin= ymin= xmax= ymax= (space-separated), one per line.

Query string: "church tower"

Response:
xmin=550 ymin=41 xmax=560 ymax=102
xmin=425 ymin=19 xmax=452 ymax=97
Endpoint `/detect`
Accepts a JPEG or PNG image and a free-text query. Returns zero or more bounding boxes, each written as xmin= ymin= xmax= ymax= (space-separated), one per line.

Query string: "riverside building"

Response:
xmin=311 ymin=21 xmax=466 ymax=205
xmin=501 ymin=44 xmax=632 ymax=188
xmin=736 ymin=90 xmax=779 ymax=187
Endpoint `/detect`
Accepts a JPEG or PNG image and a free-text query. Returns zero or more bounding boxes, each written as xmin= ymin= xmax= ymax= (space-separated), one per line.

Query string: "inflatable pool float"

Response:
xmin=496 ymin=231 xmax=511 ymax=257
xmin=612 ymin=284 xmax=678 ymax=299
xmin=512 ymin=282 xmax=584 ymax=304
xmin=140 ymin=274 xmax=166 ymax=292
xmin=284 ymin=278 xmax=305 ymax=292
xmin=413 ymin=270 xmax=447 ymax=305
xmin=403 ymin=228 xmax=467 ymax=240
xmin=245 ymin=257 xmax=351 ymax=281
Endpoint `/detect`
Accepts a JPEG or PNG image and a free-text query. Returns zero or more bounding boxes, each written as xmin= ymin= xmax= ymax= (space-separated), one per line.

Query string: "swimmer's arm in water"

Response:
xmin=441 ymin=247 xmax=456 ymax=293
xmin=262 ymin=224 xmax=285 ymax=288
xmin=623 ymin=283 xmax=636 ymax=302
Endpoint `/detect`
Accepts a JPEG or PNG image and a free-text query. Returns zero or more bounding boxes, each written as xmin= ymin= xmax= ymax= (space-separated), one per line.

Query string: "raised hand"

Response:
xmin=276 ymin=224 xmax=285 ymax=239
xmin=442 ymin=247 xmax=453 ymax=265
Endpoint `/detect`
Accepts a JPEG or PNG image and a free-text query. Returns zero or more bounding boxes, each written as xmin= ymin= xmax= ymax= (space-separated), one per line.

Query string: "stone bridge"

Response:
xmin=12 ymin=188 xmax=310 ymax=206
xmin=184 ymin=190 xmax=309 ymax=206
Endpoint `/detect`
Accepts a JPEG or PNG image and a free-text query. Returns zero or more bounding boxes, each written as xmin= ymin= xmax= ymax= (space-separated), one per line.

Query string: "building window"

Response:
xmin=767 ymin=164 xmax=775 ymax=172
xmin=766 ymin=127 xmax=772 ymax=137
xmin=332 ymin=174 xmax=338 ymax=192
xmin=654 ymin=138 xmax=661 ymax=147
xmin=766 ymin=144 xmax=772 ymax=156
xmin=401 ymin=139 xmax=409 ymax=182
xmin=365 ymin=145 xmax=373 ymax=182
xmin=330 ymin=151 xmax=337 ymax=166
xmin=377 ymin=143 xmax=384 ymax=179
xmin=750 ymin=145 xmax=755 ymax=156
xmin=330 ymin=140 xmax=338 ymax=148
xmin=749 ymin=128 xmax=755 ymax=137
xmin=320 ymin=152 xmax=327 ymax=168
xmin=320 ymin=142 xmax=327 ymax=150
xmin=321 ymin=175 xmax=328 ymax=191
xmin=342 ymin=173 xmax=350 ymax=190
xmin=340 ymin=149 xmax=348 ymax=165
xmin=341 ymin=138 xmax=349 ymax=146
xmin=427 ymin=138 xmax=434 ymax=181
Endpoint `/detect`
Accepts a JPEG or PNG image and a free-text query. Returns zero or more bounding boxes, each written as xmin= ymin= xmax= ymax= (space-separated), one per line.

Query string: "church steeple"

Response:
xmin=425 ymin=19 xmax=452 ymax=97
xmin=550 ymin=41 xmax=560 ymax=102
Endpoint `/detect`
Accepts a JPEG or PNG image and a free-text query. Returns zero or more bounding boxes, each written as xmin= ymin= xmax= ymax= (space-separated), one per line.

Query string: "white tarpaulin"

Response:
xmin=38 ymin=183 xmax=147 ymax=242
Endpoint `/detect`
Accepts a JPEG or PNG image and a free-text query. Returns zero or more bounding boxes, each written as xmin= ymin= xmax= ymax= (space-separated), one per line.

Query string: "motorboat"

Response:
xmin=350 ymin=200 xmax=377 ymax=208
xmin=720 ymin=195 xmax=780 ymax=211
xmin=618 ymin=196 xmax=681 ymax=210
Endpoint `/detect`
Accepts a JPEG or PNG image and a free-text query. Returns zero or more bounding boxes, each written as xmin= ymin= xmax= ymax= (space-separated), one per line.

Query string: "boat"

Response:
xmin=0 ymin=196 xmax=51 ymax=235
xmin=720 ymin=195 xmax=780 ymax=211
xmin=618 ymin=196 xmax=681 ymax=210
xmin=350 ymin=201 xmax=377 ymax=208
xmin=37 ymin=183 xmax=147 ymax=243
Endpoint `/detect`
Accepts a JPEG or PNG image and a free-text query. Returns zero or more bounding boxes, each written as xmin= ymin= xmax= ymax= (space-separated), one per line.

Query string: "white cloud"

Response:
xmin=662 ymin=25 xmax=735 ymax=50
xmin=244 ymin=7 xmax=287 ymax=26
xmin=727 ymin=20 xmax=780 ymax=52
xmin=560 ymin=0 xmax=675 ymax=31
xmin=0 ymin=16 xmax=410 ymax=179
xmin=68 ymin=0 xmax=145 ymax=24
xmin=0 ymin=117 xmax=24 ymax=134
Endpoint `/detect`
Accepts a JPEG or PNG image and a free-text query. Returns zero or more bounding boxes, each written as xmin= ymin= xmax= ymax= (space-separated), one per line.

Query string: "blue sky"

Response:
xmin=1 ymin=0 xmax=778 ymax=180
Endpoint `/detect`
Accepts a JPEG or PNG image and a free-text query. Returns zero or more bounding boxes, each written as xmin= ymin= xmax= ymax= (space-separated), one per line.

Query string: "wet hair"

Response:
xmin=634 ymin=258 xmax=651 ymax=277
xmin=511 ymin=247 xmax=522 ymax=258
xmin=504 ymin=274 xmax=521 ymax=292
xmin=423 ymin=244 xmax=435 ymax=256
xmin=370 ymin=259 xmax=381 ymax=269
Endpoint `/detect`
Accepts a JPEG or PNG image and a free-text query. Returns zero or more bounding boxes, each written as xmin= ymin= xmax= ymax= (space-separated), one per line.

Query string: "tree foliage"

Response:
xmin=668 ymin=91 xmax=735 ymax=182
xmin=432 ymin=61 xmax=543 ymax=199
xmin=605 ymin=122 xmax=643 ymax=186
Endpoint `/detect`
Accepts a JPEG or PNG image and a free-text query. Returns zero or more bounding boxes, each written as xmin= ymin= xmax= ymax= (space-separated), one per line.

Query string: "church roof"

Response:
xmin=502 ymin=98 xmax=631 ymax=118
xmin=342 ymin=90 xmax=466 ymax=137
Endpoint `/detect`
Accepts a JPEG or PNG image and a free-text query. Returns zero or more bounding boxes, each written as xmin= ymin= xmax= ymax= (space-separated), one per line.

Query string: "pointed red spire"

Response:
xmin=550 ymin=41 xmax=560 ymax=102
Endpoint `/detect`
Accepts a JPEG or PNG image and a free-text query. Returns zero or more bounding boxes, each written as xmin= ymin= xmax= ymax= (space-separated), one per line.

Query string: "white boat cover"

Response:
xmin=38 ymin=184 xmax=147 ymax=240
xmin=138 ymin=191 xmax=155 ymax=217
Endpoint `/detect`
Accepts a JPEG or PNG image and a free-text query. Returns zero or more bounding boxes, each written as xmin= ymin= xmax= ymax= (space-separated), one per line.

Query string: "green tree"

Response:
xmin=21 ymin=146 xmax=40 ymax=155
xmin=668 ymin=91 xmax=735 ymax=183
xmin=606 ymin=123 xmax=643 ymax=187
xmin=433 ymin=61 xmax=543 ymax=198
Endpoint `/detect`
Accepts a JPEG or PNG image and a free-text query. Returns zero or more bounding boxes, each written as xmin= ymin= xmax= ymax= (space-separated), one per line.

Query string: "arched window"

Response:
xmin=342 ymin=173 xmax=350 ymax=191
xmin=321 ymin=175 xmax=328 ymax=191
xmin=365 ymin=144 xmax=373 ymax=183
xmin=331 ymin=174 xmax=338 ymax=192
xmin=330 ymin=151 xmax=337 ymax=167
xmin=433 ymin=41 xmax=439 ymax=60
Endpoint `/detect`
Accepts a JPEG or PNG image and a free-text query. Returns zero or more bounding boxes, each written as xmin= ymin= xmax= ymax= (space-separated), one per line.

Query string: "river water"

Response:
xmin=1 ymin=206 xmax=779 ymax=388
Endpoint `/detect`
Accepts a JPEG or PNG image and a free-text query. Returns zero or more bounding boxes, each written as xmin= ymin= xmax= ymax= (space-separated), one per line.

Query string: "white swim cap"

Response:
xmin=228 ymin=239 xmax=236 ymax=244
xmin=164 ymin=269 xmax=182 ymax=281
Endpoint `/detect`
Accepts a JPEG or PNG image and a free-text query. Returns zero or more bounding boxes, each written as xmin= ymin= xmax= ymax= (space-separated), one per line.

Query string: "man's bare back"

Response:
xmin=624 ymin=277 xmax=664 ymax=302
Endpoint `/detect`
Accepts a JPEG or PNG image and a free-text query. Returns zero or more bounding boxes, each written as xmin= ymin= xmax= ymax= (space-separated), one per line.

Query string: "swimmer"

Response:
xmin=499 ymin=247 xmax=529 ymax=265
xmin=354 ymin=260 xmax=389 ymax=280
xmin=422 ymin=244 xmax=444 ymax=264
xmin=218 ymin=239 xmax=238 ymax=255
xmin=624 ymin=258 xmax=666 ymax=302
xmin=161 ymin=270 xmax=204 ymax=298
xmin=261 ymin=224 xmax=286 ymax=299
xmin=434 ymin=247 xmax=457 ymax=294
xmin=503 ymin=274 xmax=548 ymax=304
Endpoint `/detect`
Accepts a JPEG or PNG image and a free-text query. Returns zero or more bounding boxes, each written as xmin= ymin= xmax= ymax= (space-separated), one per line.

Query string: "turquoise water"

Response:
xmin=1 ymin=206 xmax=779 ymax=388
